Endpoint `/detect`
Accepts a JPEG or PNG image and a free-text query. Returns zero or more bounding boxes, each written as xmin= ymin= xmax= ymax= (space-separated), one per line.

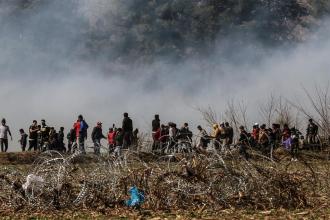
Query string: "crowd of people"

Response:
xmin=0 ymin=112 xmax=321 ymax=161
xmin=0 ymin=113 xmax=134 ymax=156
xmin=150 ymin=115 xmax=320 ymax=161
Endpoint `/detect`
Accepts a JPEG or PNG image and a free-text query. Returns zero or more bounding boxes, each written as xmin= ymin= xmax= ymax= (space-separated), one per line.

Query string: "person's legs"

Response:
xmin=108 ymin=144 xmax=114 ymax=154
xmin=68 ymin=142 xmax=72 ymax=153
xmin=79 ymin=135 xmax=85 ymax=154
xmin=239 ymin=144 xmax=249 ymax=160
xmin=291 ymin=143 xmax=298 ymax=160
xmin=312 ymin=135 xmax=316 ymax=144
xmin=4 ymin=139 xmax=8 ymax=152
xmin=122 ymin=132 xmax=128 ymax=149
xmin=93 ymin=139 xmax=100 ymax=155
xmin=123 ymin=132 xmax=133 ymax=149
xmin=114 ymin=145 xmax=122 ymax=157
xmin=22 ymin=142 xmax=26 ymax=152
xmin=214 ymin=140 xmax=219 ymax=151
xmin=307 ymin=134 xmax=312 ymax=145
xmin=0 ymin=139 xmax=4 ymax=152
xmin=33 ymin=139 xmax=37 ymax=151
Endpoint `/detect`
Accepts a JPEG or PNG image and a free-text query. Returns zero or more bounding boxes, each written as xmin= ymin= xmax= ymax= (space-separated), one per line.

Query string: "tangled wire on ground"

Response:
xmin=0 ymin=146 xmax=328 ymax=213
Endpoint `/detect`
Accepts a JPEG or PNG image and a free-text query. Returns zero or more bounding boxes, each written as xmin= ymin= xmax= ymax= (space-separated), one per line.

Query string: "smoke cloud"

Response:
xmin=0 ymin=1 xmax=329 ymax=151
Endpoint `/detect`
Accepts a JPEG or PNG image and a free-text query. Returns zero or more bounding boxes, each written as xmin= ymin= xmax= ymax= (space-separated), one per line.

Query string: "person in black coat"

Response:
xmin=122 ymin=113 xmax=133 ymax=149
xmin=91 ymin=122 xmax=106 ymax=155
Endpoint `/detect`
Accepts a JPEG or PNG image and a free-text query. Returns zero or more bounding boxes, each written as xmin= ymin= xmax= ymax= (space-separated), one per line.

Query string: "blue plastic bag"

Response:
xmin=125 ymin=186 xmax=145 ymax=207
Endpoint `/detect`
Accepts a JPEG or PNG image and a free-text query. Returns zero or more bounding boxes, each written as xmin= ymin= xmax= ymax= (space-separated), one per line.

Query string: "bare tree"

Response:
xmin=259 ymin=94 xmax=277 ymax=127
xmin=289 ymin=83 xmax=330 ymax=141
xmin=197 ymin=106 xmax=219 ymax=128
xmin=274 ymin=96 xmax=295 ymax=127
xmin=225 ymin=99 xmax=249 ymax=134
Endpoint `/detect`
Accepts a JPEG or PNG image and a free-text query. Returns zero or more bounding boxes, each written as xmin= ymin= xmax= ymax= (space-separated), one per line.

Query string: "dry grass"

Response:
xmin=0 ymin=148 xmax=330 ymax=219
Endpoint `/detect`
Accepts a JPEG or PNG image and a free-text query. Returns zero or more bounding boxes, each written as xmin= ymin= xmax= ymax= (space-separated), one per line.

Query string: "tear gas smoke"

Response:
xmin=0 ymin=0 xmax=329 ymax=151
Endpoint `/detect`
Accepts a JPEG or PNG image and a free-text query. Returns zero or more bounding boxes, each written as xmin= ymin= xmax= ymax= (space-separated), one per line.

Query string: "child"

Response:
xmin=107 ymin=128 xmax=116 ymax=154
xmin=114 ymin=128 xmax=123 ymax=158
xmin=19 ymin=129 xmax=28 ymax=152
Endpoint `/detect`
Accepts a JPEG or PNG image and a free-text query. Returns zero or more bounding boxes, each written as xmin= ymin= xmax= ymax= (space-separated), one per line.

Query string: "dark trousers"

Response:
xmin=239 ymin=144 xmax=249 ymax=160
xmin=108 ymin=143 xmax=115 ymax=154
xmin=0 ymin=139 xmax=8 ymax=152
xmin=21 ymin=142 xmax=27 ymax=152
xmin=67 ymin=142 xmax=72 ymax=153
xmin=78 ymin=135 xmax=85 ymax=153
xmin=291 ymin=143 xmax=299 ymax=158
xmin=93 ymin=139 xmax=101 ymax=155
xmin=123 ymin=132 xmax=132 ymax=149
xmin=28 ymin=139 xmax=38 ymax=151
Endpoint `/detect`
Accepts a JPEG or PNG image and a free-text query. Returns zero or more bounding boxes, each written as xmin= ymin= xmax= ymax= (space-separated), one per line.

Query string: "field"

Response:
xmin=1 ymin=148 xmax=330 ymax=219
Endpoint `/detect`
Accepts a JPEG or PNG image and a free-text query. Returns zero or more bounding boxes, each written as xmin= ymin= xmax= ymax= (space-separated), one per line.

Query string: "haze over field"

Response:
xmin=0 ymin=0 xmax=330 ymax=151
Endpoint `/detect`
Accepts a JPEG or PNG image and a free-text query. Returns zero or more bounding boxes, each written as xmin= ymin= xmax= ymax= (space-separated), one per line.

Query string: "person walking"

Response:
xmin=197 ymin=125 xmax=209 ymax=149
xmin=0 ymin=118 xmax=12 ymax=152
xmin=73 ymin=115 xmax=89 ymax=154
xmin=224 ymin=122 xmax=234 ymax=146
xmin=19 ymin=129 xmax=28 ymax=152
xmin=238 ymin=126 xmax=249 ymax=160
xmin=91 ymin=122 xmax=106 ymax=155
xmin=114 ymin=128 xmax=124 ymax=157
xmin=58 ymin=127 xmax=65 ymax=152
xmin=28 ymin=120 xmax=39 ymax=151
xmin=122 ymin=113 xmax=133 ymax=149
xmin=67 ymin=129 xmax=75 ymax=153
xmin=152 ymin=115 xmax=160 ymax=150
xmin=40 ymin=119 xmax=50 ymax=151
xmin=107 ymin=128 xmax=116 ymax=154
xmin=306 ymin=119 xmax=318 ymax=144
xmin=211 ymin=124 xmax=221 ymax=150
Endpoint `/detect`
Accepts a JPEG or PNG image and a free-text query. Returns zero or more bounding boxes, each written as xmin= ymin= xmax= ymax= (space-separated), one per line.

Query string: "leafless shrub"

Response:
xmin=274 ymin=96 xmax=296 ymax=127
xmin=288 ymin=83 xmax=330 ymax=142
xmin=259 ymin=94 xmax=277 ymax=127
xmin=196 ymin=106 xmax=219 ymax=127
xmin=225 ymin=99 xmax=249 ymax=134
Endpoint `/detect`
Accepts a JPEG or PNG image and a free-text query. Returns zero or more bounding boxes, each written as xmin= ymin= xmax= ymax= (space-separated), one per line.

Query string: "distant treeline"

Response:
xmin=1 ymin=0 xmax=330 ymax=61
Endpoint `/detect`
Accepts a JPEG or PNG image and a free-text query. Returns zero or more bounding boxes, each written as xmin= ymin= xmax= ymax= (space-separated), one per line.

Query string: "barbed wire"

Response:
xmin=0 ymin=133 xmax=328 ymax=213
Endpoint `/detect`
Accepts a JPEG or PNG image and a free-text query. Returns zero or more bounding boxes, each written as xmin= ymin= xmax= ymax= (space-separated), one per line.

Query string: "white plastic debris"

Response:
xmin=22 ymin=174 xmax=44 ymax=190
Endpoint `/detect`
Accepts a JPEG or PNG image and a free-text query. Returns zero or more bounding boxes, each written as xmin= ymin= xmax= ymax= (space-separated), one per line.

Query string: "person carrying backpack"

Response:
xmin=73 ymin=115 xmax=89 ymax=154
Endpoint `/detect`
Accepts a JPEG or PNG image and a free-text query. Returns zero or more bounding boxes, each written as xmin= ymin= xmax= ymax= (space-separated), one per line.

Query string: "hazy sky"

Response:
xmin=0 ymin=1 xmax=329 ymax=151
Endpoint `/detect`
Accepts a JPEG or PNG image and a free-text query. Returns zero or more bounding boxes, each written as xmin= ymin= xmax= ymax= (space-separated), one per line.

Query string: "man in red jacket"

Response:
xmin=73 ymin=115 xmax=89 ymax=154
